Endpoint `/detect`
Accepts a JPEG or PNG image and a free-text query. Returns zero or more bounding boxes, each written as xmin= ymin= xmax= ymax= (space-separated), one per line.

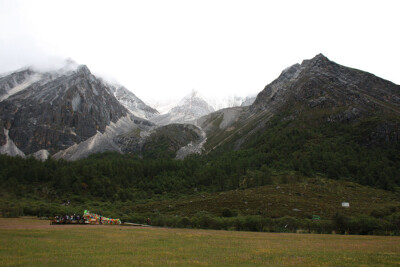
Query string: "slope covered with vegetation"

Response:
xmin=1 ymin=103 xmax=399 ymax=234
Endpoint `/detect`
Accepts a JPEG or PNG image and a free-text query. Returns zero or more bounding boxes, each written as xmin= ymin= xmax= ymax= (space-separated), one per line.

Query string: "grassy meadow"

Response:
xmin=0 ymin=218 xmax=399 ymax=266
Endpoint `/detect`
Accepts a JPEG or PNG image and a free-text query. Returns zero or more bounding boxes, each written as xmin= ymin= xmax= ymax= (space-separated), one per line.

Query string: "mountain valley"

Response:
xmin=0 ymin=54 xmax=399 ymax=234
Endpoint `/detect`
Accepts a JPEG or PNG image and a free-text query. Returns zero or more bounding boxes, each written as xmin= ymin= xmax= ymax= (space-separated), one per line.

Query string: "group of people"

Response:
xmin=53 ymin=214 xmax=85 ymax=224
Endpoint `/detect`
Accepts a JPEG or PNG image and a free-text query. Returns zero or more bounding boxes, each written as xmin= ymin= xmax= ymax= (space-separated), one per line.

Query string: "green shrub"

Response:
xmin=307 ymin=219 xmax=334 ymax=234
xmin=349 ymin=215 xmax=380 ymax=235
xmin=221 ymin=208 xmax=237 ymax=217
xmin=1 ymin=205 xmax=23 ymax=217
xmin=180 ymin=217 xmax=191 ymax=228
xmin=275 ymin=216 xmax=300 ymax=232
xmin=332 ymin=212 xmax=350 ymax=234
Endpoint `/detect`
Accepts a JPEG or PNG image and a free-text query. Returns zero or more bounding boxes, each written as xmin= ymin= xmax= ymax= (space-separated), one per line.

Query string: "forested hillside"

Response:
xmin=1 ymin=104 xmax=399 ymax=201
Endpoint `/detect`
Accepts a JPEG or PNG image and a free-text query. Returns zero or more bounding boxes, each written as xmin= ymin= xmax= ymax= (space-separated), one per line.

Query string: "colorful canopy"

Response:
xmin=83 ymin=210 xmax=121 ymax=225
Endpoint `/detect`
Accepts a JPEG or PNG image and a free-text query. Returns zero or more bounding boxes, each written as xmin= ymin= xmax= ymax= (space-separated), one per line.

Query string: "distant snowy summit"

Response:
xmin=207 ymin=94 xmax=256 ymax=110
xmin=150 ymin=90 xmax=215 ymax=125
xmin=149 ymin=90 xmax=256 ymax=125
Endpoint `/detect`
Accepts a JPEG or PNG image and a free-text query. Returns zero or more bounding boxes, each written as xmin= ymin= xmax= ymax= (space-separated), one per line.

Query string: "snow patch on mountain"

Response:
xmin=219 ymin=107 xmax=244 ymax=129
xmin=206 ymin=95 xmax=245 ymax=111
xmin=71 ymin=94 xmax=81 ymax=112
xmin=147 ymin=98 xmax=180 ymax=115
xmin=0 ymin=129 xmax=25 ymax=157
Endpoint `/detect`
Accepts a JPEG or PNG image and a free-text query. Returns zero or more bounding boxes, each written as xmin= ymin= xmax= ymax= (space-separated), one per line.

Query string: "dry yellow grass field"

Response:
xmin=0 ymin=217 xmax=399 ymax=266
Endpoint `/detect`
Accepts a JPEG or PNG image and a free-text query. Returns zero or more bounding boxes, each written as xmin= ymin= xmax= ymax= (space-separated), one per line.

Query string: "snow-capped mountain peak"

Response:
xmin=175 ymin=90 xmax=214 ymax=113
xmin=150 ymin=90 xmax=214 ymax=125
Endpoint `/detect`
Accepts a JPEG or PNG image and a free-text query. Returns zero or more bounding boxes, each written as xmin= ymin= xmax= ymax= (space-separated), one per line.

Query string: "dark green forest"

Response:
xmin=1 ymin=115 xmax=399 ymax=200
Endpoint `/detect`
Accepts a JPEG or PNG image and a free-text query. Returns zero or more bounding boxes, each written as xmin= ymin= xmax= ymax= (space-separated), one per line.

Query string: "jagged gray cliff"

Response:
xmin=0 ymin=63 xmax=161 ymax=159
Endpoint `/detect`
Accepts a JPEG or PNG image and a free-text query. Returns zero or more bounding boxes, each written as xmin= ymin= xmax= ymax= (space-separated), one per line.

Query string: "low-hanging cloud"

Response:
xmin=1 ymin=0 xmax=399 ymax=104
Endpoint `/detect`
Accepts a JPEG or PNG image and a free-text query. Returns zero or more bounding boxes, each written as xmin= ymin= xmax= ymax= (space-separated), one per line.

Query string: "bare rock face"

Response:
xmin=0 ymin=69 xmax=36 ymax=100
xmin=0 ymin=120 xmax=5 ymax=146
xmin=368 ymin=122 xmax=400 ymax=146
xmin=251 ymin=63 xmax=302 ymax=112
xmin=0 ymin=65 xmax=129 ymax=155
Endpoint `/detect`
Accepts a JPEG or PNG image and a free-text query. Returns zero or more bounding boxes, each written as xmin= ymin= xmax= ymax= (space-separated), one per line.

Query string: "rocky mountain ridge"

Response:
xmin=1 ymin=54 xmax=398 ymax=160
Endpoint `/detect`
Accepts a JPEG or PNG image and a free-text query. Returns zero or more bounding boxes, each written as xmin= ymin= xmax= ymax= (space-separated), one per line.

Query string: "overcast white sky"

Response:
xmin=0 ymin=0 xmax=399 ymax=104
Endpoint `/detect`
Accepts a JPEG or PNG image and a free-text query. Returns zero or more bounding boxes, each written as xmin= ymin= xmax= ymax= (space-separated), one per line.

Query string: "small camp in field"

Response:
xmin=50 ymin=210 xmax=121 ymax=225
xmin=82 ymin=210 xmax=121 ymax=225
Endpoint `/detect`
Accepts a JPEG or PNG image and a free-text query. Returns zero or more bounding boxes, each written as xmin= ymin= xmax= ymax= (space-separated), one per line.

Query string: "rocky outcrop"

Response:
xmin=0 ymin=69 xmax=36 ymax=100
xmin=0 ymin=120 xmax=5 ymax=146
xmin=326 ymin=107 xmax=363 ymax=123
xmin=116 ymin=123 xmax=204 ymax=158
xmin=368 ymin=122 xmax=400 ymax=146
xmin=251 ymin=63 xmax=302 ymax=112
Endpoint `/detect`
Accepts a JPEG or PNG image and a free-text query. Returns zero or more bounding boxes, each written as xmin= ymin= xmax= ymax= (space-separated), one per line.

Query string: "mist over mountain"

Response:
xmin=149 ymin=90 xmax=256 ymax=126
xmin=149 ymin=90 xmax=215 ymax=125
